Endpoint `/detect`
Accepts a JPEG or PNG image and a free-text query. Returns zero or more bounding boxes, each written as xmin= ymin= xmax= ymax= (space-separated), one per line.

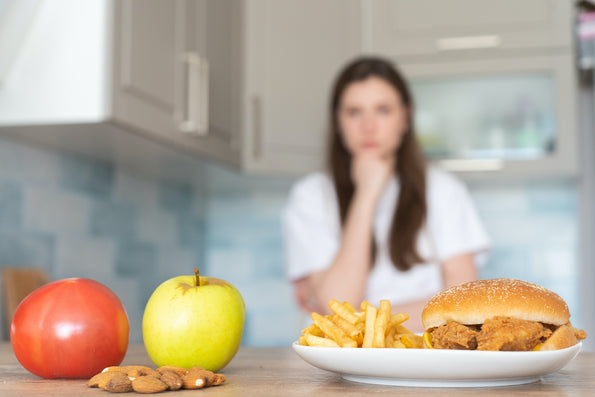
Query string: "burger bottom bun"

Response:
xmin=540 ymin=325 xmax=578 ymax=351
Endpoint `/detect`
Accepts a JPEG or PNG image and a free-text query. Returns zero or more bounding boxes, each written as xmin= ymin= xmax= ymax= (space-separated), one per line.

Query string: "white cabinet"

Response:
xmin=0 ymin=0 xmax=361 ymax=177
xmin=361 ymin=0 xmax=578 ymax=179
xmin=399 ymin=54 xmax=578 ymax=180
xmin=111 ymin=0 xmax=190 ymax=148
xmin=239 ymin=0 xmax=361 ymax=174
xmin=0 ymin=0 xmax=240 ymax=181
xmin=363 ymin=0 xmax=573 ymax=58
xmin=112 ymin=0 xmax=242 ymax=167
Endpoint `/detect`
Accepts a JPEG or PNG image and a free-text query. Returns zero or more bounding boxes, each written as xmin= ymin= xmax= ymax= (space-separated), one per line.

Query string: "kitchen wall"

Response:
xmin=0 ymin=135 xmax=583 ymax=346
xmin=0 ymin=136 xmax=209 ymax=342
xmin=203 ymin=164 xmax=583 ymax=339
xmin=470 ymin=179 xmax=581 ymax=325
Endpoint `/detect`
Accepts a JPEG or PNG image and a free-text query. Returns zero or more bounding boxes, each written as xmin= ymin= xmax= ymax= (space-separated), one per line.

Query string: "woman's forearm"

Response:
xmin=311 ymin=190 xmax=378 ymax=310
xmin=389 ymin=297 xmax=430 ymax=333
xmin=396 ymin=254 xmax=478 ymax=332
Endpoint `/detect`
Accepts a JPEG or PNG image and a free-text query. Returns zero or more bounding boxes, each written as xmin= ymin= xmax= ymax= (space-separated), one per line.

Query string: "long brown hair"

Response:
xmin=327 ymin=56 xmax=427 ymax=271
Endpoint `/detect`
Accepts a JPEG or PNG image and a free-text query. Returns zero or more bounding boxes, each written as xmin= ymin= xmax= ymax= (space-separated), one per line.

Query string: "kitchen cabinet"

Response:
xmin=363 ymin=0 xmax=573 ymax=58
xmin=114 ymin=0 xmax=362 ymax=175
xmin=239 ymin=0 xmax=361 ymax=174
xmin=0 ymin=0 xmax=361 ymax=177
xmin=0 ymin=0 xmax=42 ymax=84
xmin=0 ymin=0 xmax=241 ymax=181
xmin=112 ymin=0 xmax=241 ymax=167
xmin=398 ymin=54 xmax=578 ymax=180
xmin=360 ymin=0 xmax=578 ymax=179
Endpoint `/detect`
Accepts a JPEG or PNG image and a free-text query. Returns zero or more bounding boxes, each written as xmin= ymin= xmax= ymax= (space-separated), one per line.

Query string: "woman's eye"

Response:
xmin=377 ymin=106 xmax=391 ymax=115
xmin=345 ymin=108 xmax=361 ymax=117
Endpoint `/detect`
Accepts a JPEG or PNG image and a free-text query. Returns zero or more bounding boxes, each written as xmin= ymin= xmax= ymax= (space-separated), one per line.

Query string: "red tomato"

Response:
xmin=10 ymin=278 xmax=129 ymax=379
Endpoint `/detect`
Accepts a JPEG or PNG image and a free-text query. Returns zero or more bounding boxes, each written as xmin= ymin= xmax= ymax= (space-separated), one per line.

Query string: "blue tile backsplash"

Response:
xmin=0 ymin=180 xmax=22 ymax=227
xmin=0 ymin=136 xmax=584 ymax=346
xmin=59 ymin=155 xmax=114 ymax=197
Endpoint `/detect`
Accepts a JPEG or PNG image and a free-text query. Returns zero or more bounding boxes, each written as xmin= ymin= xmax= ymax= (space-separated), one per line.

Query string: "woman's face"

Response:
xmin=337 ymin=76 xmax=409 ymax=159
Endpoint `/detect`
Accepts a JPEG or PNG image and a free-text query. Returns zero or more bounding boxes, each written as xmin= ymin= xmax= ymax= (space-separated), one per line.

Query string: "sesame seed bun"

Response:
xmin=422 ymin=279 xmax=571 ymax=330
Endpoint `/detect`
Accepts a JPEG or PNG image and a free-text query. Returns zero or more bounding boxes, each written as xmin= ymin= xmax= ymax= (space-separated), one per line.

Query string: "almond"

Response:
xmin=104 ymin=372 xmax=133 ymax=393
xmin=156 ymin=365 xmax=188 ymax=378
xmin=87 ymin=372 xmax=114 ymax=388
xmin=120 ymin=365 xmax=158 ymax=377
xmin=210 ymin=373 xmax=226 ymax=386
xmin=132 ymin=375 xmax=168 ymax=394
xmin=101 ymin=366 xmax=122 ymax=373
xmin=158 ymin=370 xmax=183 ymax=391
xmin=182 ymin=367 xmax=212 ymax=389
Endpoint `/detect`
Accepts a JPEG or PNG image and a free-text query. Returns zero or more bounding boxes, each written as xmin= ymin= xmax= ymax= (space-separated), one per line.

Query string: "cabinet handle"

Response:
xmin=436 ymin=35 xmax=501 ymax=51
xmin=179 ymin=52 xmax=209 ymax=135
xmin=436 ymin=159 xmax=504 ymax=172
xmin=252 ymin=96 xmax=263 ymax=160
xmin=198 ymin=56 xmax=209 ymax=134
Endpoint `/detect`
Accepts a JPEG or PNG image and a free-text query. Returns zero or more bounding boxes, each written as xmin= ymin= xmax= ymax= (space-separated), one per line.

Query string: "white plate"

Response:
xmin=292 ymin=341 xmax=581 ymax=387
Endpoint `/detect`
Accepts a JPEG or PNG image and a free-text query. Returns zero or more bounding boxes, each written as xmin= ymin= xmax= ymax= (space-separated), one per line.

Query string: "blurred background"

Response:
xmin=0 ymin=0 xmax=593 ymax=350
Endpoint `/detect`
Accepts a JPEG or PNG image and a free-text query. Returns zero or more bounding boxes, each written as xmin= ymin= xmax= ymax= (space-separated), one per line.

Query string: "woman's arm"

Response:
xmin=389 ymin=252 xmax=478 ymax=332
xmin=307 ymin=190 xmax=378 ymax=312
xmin=297 ymin=154 xmax=392 ymax=313
xmin=296 ymin=251 xmax=479 ymax=330
xmin=441 ymin=252 xmax=477 ymax=288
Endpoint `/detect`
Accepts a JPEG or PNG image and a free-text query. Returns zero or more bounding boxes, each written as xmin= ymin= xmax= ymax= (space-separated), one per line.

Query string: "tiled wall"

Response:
xmin=202 ymin=165 xmax=300 ymax=347
xmin=470 ymin=180 xmax=581 ymax=327
xmin=0 ymin=137 xmax=207 ymax=342
xmin=0 ymin=136 xmax=584 ymax=347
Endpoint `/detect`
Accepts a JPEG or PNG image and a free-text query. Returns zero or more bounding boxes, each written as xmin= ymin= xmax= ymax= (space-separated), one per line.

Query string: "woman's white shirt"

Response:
xmin=281 ymin=167 xmax=490 ymax=306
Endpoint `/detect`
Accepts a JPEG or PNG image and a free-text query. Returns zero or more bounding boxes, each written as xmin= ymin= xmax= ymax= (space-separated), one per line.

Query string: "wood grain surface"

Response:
xmin=0 ymin=343 xmax=592 ymax=396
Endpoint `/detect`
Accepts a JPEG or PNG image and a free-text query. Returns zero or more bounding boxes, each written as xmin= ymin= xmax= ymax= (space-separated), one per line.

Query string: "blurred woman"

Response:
xmin=282 ymin=56 xmax=489 ymax=331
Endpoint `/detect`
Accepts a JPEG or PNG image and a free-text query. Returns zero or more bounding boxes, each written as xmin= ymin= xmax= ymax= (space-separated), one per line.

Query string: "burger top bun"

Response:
xmin=422 ymin=278 xmax=570 ymax=330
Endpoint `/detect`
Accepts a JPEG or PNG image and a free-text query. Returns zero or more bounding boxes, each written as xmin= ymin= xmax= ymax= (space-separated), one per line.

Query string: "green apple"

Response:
xmin=142 ymin=268 xmax=245 ymax=372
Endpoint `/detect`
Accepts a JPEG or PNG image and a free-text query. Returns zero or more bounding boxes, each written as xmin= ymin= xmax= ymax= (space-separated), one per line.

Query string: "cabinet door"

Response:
xmin=112 ymin=0 xmax=183 ymax=140
xmin=182 ymin=0 xmax=242 ymax=166
xmin=364 ymin=0 xmax=573 ymax=58
xmin=398 ymin=54 xmax=577 ymax=180
xmin=112 ymin=0 xmax=240 ymax=166
xmin=243 ymin=0 xmax=361 ymax=174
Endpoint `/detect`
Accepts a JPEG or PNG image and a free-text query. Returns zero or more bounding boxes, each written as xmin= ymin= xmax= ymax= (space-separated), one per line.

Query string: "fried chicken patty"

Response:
xmin=430 ymin=316 xmax=554 ymax=351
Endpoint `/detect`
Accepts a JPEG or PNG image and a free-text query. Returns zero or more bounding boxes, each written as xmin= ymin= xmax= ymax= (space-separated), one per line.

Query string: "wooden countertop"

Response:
xmin=0 ymin=343 xmax=593 ymax=396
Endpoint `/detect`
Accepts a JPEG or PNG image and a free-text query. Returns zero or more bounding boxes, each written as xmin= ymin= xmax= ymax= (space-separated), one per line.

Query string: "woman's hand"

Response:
xmin=351 ymin=152 xmax=394 ymax=202
xmin=293 ymin=277 xmax=322 ymax=313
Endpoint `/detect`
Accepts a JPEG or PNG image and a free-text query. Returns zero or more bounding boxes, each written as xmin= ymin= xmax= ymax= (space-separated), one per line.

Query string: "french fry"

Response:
xmin=385 ymin=326 xmax=396 ymax=347
xmin=311 ymin=312 xmax=357 ymax=348
xmin=301 ymin=323 xmax=325 ymax=337
xmin=304 ymin=334 xmax=340 ymax=347
xmin=299 ymin=334 xmax=308 ymax=346
xmin=299 ymin=299 xmax=422 ymax=349
xmin=343 ymin=301 xmax=357 ymax=313
xmin=360 ymin=300 xmax=371 ymax=313
xmin=330 ymin=314 xmax=362 ymax=344
xmin=355 ymin=321 xmax=366 ymax=334
xmin=388 ymin=312 xmax=410 ymax=327
xmin=329 ymin=299 xmax=360 ymax=325
xmin=362 ymin=304 xmax=377 ymax=348
xmin=373 ymin=300 xmax=391 ymax=348
xmin=400 ymin=333 xmax=424 ymax=349
xmin=393 ymin=324 xmax=415 ymax=335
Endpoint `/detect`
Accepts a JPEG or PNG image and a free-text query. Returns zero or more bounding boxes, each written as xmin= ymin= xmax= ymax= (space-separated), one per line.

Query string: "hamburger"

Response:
xmin=421 ymin=278 xmax=587 ymax=351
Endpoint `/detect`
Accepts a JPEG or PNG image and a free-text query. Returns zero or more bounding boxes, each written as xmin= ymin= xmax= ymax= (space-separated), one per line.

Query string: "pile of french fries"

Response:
xmin=299 ymin=299 xmax=424 ymax=348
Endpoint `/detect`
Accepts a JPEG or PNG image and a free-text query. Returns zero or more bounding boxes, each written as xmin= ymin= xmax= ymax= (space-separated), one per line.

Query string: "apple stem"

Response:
xmin=194 ymin=268 xmax=201 ymax=287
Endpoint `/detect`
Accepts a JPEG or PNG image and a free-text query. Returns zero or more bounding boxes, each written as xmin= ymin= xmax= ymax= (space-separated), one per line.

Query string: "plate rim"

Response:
xmin=291 ymin=341 xmax=582 ymax=388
